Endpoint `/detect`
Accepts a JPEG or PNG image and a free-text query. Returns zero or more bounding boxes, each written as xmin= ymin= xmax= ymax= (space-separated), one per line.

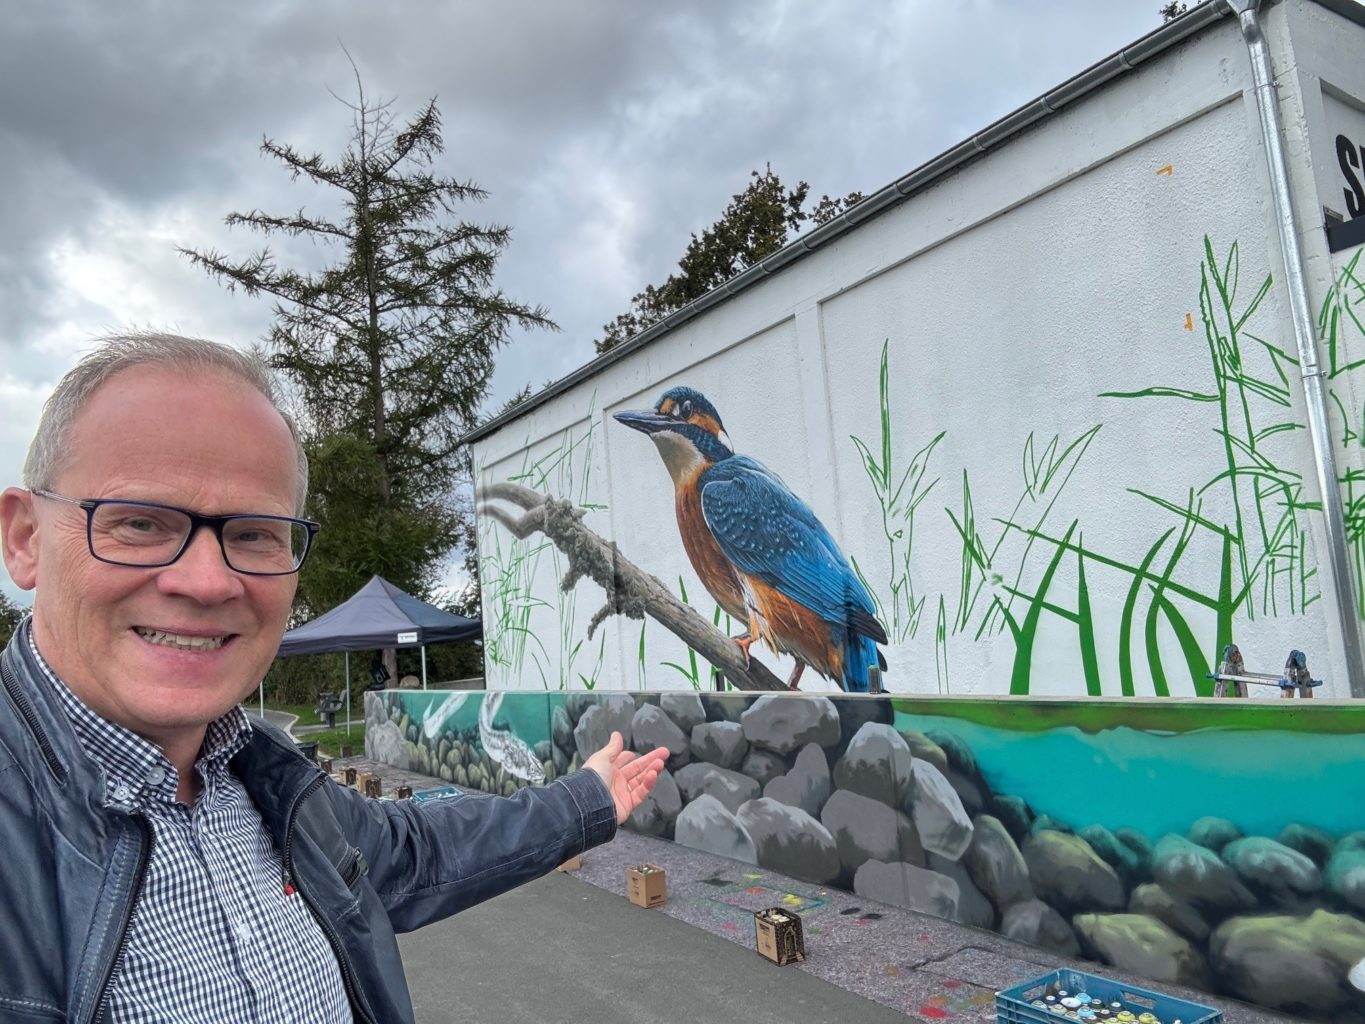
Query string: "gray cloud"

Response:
xmin=0 ymin=0 xmax=1161 ymax=603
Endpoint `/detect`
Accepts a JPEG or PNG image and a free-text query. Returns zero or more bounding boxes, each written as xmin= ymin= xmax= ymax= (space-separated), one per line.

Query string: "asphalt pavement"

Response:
xmin=397 ymin=868 xmax=913 ymax=1024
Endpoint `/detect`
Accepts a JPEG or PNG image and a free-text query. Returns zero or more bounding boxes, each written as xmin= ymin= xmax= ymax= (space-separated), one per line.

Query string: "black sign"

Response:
xmin=1329 ymin=132 xmax=1365 ymax=253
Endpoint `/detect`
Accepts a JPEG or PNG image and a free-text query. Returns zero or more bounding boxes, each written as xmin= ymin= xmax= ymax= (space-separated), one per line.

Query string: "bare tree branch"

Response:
xmin=480 ymin=482 xmax=787 ymax=691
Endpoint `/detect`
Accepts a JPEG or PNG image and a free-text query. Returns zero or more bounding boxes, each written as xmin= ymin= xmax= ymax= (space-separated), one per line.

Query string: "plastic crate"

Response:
xmin=996 ymin=968 xmax=1222 ymax=1024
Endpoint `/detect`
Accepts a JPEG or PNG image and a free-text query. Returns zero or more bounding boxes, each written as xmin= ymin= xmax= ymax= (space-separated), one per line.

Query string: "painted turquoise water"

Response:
xmin=897 ymin=711 xmax=1365 ymax=842
xmin=399 ymin=691 xmax=559 ymax=744
xmin=392 ymin=692 xmax=1365 ymax=843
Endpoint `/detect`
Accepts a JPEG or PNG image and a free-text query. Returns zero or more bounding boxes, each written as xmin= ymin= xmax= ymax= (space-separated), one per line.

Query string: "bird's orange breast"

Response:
xmin=675 ymin=484 xmax=747 ymax=621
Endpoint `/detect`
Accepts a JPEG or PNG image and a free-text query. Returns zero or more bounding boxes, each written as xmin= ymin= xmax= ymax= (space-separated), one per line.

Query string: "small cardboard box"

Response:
xmin=362 ymin=776 xmax=383 ymax=799
xmin=556 ymin=854 xmax=583 ymax=872
xmin=754 ymin=908 xmax=805 ymax=966
xmin=355 ymin=770 xmax=373 ymax=791
xmin=343 ymin=766 xmax=358 ymax=786
xmin=318 ymin=756 xmax=334 ymax=775
xmin=395 ymin=785 xmax=413 ymax=800
xmin=627 ymin=864 xmax=667 ymax=908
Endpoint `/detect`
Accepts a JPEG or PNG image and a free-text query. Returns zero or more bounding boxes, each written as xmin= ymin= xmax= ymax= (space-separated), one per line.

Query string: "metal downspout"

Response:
xmin=1228 ymin=0 xmax=1365 ymax=696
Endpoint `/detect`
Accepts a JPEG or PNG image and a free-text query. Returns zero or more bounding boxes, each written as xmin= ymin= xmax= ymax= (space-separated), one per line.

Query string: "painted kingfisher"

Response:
xmin=614 ymin=386 xmax=888 ymax=692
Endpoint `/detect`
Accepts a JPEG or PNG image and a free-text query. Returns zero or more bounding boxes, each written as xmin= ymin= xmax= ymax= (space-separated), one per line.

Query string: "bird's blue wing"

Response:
xmin=699 ymin=457 xmax=884 ymax=642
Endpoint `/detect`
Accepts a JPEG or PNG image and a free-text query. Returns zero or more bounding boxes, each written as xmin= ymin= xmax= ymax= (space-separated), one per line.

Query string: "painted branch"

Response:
xmin=480 ymin=481 xmax=787 ymax=691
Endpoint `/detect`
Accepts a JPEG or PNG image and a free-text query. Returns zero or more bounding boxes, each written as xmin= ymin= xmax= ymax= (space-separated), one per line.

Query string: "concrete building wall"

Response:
xmin=472 ymin=1 xmax=1365 ymax=698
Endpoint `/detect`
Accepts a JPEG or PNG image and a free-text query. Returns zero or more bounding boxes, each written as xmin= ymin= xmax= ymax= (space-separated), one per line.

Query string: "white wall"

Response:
xmin=475 ymin=2 xmax=1365 ymax=698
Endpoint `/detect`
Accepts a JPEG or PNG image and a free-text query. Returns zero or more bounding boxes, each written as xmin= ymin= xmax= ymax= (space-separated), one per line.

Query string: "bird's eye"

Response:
xmin=680 ymin=400 xmax=694 ymax=419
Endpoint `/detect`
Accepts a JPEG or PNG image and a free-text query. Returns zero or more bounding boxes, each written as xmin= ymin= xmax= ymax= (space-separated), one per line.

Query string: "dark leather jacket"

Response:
xmin=0 ymin=626 xmax=617 ymax=1023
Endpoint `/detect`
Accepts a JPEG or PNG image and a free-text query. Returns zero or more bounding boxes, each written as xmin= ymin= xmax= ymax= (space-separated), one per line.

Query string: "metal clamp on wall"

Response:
xmin=1206 ymin=644 xmax=1323 ymax=698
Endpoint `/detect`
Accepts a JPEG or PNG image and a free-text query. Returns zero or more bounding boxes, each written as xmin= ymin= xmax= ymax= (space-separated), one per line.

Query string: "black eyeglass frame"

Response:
xmin=32 ymin=489 xmax=320 ymax=577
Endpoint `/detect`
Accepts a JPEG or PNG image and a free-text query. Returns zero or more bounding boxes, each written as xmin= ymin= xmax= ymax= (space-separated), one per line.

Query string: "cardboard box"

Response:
xmin=343 ymin=766 xmax=358 ymax=786
xmin=395 ymin=785 xmax=413 ymax=800
xmin=627 ymin=864 xmax=667 ymax=908
xmin=363 ymin=776 xmax=383 ymax=799
xmin=556 ymin=854 xmax=583 ymax=872
xmin=754 ymin=908 xmax=805 ymax=966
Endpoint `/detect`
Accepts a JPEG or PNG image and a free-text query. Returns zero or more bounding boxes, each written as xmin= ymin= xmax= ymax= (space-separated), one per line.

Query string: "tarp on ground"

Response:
xmin=276 ymin=574 xmax=480 ymax=656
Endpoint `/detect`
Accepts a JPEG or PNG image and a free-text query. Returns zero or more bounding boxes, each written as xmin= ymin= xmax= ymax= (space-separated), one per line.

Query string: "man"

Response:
xmin=0 ymin=332 xmax=669 ymax=1023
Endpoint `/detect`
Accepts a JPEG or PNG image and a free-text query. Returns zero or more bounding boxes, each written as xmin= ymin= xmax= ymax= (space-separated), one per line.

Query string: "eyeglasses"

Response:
xmin=33 ymin=490 xmax=319 ymax=576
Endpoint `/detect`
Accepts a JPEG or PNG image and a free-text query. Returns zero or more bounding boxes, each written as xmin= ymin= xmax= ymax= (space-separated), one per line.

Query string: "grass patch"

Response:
xmin=307 ymin=724 xmax=368 ymax=756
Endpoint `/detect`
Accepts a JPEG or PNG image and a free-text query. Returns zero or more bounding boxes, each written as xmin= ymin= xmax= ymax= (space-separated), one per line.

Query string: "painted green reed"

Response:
xmin=480 ymin=396 xmax=607 ymax=689
xmin=1322 ymin=249 xmax=1365 ymax=615
xmin=850 ymin=339 xmax=944 ymax=644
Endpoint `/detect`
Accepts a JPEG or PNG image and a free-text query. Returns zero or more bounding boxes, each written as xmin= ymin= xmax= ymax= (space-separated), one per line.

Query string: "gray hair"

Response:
xmin=23 ymin=331 xmax=310 ymax=514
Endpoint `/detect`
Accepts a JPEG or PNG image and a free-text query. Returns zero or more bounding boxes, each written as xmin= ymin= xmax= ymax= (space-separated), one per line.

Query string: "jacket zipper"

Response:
xmin=283 ymin=773 xmax=378 ymax=1024
xmin=91 ymin=815 xmax=152 ymax=1024
xmin=0 ymin=652 xmax=66 ymax=783
xmin=338 ymin=846 xmax=368 ymax=888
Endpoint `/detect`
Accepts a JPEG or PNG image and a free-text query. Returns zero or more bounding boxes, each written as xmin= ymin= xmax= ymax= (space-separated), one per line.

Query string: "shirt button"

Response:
xmin=111 ymin=783 xmax=133 ymax=803
xmin=146 ymin=767 xmax=166 ymax=787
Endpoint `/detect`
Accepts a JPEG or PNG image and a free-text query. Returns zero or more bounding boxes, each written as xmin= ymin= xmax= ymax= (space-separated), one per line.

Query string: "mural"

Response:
xmin=613 ymin=386 xmax=888 ymax=692
xmin=477 ymin=238 xmax=1365 ymax=697
xmin=366 ymin=688 xmax=1365 ymax=1022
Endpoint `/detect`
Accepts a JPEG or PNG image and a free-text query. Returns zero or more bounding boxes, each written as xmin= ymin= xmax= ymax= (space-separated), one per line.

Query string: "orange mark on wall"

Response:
xmin=1157 ymin=164 xmax=1174 ymax=176
xmin=1184 ymin=313 xmax=1194 ymax=331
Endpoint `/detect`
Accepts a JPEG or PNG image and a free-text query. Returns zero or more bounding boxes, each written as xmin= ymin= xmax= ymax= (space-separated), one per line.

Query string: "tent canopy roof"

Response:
xmin=277 ymin=575 xmax=480 ymax=657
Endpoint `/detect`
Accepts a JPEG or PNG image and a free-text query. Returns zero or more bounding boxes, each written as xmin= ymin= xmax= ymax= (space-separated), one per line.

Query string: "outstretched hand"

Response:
xmin=582 ymin=732 xmax=669 ymax=824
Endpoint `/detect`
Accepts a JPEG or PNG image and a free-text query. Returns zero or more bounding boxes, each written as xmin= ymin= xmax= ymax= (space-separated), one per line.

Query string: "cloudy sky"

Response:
xmin=0 ymin=1 xmax=1169 ymax=604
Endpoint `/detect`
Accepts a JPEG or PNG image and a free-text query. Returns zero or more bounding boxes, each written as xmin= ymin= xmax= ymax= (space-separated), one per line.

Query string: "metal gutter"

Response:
xmin=1227 ymin=0 xmax=1365 ymax=696
xmin=465 ymin=1 xmax=1239 ymax=444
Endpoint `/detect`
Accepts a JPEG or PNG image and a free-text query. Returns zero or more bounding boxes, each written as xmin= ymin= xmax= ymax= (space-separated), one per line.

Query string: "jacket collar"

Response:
xmin=2 ymin=619 xmax=84 ymax=789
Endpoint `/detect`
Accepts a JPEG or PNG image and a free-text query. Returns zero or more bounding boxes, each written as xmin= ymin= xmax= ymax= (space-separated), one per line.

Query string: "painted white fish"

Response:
xmin=479 ymin=692 xmax=546 ymax=784
xmin=422 ymin=691 xmax=471 ymax=741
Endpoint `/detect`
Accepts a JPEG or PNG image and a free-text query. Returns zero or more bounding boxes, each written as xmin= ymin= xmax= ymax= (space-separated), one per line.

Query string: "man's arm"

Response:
xmin=326 ymin=733 xmax=667 ymax=933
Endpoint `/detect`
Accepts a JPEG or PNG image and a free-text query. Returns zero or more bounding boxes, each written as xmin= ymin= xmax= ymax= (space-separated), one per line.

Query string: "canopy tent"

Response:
xmin=277 ymin=575 xmax=481 ymax=658
xmin=267 ymin=575 xmax=481 ymax=729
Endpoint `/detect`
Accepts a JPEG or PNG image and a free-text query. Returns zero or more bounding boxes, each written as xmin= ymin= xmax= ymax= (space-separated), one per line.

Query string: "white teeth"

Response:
xmin=135 ymin=628 xmax=229 ymax=651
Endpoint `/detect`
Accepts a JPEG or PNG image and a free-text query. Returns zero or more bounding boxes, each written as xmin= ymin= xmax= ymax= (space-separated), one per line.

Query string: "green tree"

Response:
xmin=182 ymin=77 xmax=553 ymax=678
xmin=1159 ymin=2 xmax=1189 ymax=20
xmin=0 ymin=592 xmax=27 ymax=648
xmin=595 ymin=166 xmax=862 ymax=353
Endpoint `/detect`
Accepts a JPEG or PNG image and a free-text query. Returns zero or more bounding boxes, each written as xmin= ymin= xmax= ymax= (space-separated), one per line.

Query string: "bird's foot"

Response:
xmin=733 ymin=634 xmax=755 ymax=666
xmin=786 ymin=663 xmax=805 ymax=691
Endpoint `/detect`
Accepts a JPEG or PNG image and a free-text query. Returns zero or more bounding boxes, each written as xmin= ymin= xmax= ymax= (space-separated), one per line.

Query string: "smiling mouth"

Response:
xmin=134 ymin=628 xmax=234 ymax=652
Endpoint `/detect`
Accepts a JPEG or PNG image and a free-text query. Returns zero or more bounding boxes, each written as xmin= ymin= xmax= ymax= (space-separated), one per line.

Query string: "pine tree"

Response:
xmin=183 ymin=75 xmax=552 ymax=676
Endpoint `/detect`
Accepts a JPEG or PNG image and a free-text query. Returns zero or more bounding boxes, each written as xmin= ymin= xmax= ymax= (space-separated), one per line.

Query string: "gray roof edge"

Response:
xmin=1310 ymin=0 xmax=1365 ymax=31
xmin=466 ymin=0 xmax=1253 ymax=447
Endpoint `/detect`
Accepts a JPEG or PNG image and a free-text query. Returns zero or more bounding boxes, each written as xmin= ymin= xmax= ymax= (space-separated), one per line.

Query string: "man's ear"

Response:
xmin=0 ymin=488 xmax=40 ymax=591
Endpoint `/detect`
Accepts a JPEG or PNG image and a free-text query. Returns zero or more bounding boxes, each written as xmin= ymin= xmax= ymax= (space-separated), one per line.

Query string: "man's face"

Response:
xmin=0 ymin=364 xmax=299 ymax=747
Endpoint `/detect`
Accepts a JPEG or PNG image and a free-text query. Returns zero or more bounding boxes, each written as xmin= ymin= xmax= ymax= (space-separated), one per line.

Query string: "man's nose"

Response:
xmin=155 ymin=523 xmax=245 ymax=602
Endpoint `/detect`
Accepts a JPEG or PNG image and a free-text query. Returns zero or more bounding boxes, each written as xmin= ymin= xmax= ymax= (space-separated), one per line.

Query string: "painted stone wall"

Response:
xmin=366 ymin=688 xmax=1365 ymax=1021
xmin=472 ymin=4 xmax=1365 ymax=699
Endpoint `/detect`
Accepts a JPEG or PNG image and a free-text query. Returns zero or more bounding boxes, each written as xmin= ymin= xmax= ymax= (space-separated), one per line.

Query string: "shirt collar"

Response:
xmin=26 ymin=628 xmax=253 ymax=805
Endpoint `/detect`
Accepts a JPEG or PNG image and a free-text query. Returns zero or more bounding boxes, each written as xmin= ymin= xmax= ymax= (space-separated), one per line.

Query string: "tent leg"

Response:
xmin=422 ymin=646 xmax=428 ymax=690
xmin=259 ymin=680 xmax=264 ymax=717
xmin=345 ymin=652 xmax=351 ymax=735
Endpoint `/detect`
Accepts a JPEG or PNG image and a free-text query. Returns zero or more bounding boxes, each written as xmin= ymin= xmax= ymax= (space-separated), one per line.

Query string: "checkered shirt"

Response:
xmin=29 ymin=633 xmax=352 ymax=1023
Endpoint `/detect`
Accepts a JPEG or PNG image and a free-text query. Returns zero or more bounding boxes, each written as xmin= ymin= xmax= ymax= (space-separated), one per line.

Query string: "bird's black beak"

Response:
xmin=613 ymin=410 xmax=674 ymax=435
